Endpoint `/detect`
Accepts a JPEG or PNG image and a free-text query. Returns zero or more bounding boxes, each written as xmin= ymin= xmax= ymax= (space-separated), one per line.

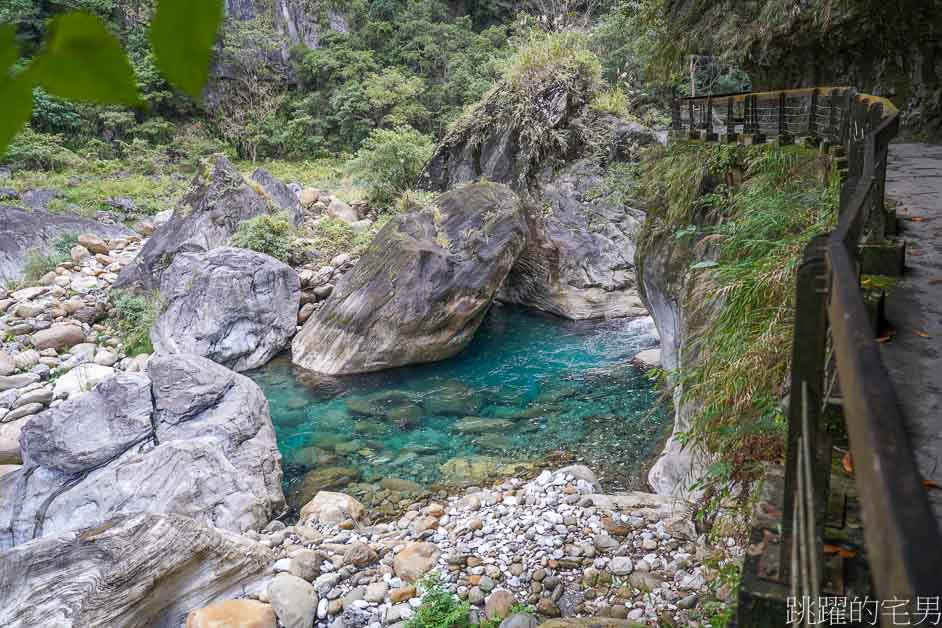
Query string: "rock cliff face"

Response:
xmin=291 ymin=182 xmax=527 ymax=374
xmin=635 ymin=175 xmax=724 ymax=497
xmin=421 ymin=79 xmax=659 ymax=320
xmin=114 ymin=156 xmax=300 ymax=292
xmin=151 ymin=247 xmax=300 ymax=372
xmin=664 ymin=0 xmax=942 ymax=138
xmin=0 ymin=512 xmax=274 ymax=628
xmin=0 ymin=206 xmax=134 ymax=282
xmin=0 ymin=353 xmax=284 ymax=549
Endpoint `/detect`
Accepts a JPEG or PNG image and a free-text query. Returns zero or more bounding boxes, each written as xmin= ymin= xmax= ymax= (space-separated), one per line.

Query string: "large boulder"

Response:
xmin=497 ymin=159 xmax=648 ymax=319
xmin=420 ymin=69 xmax=658 ymax=320
xmin=151 ymin=247 xmax=300 ymax=372
xmin=0 ymin=205 xmax=133 ymax=282
xmin=0 ymin=353 xmax=284 ymax=549
xmin=291 ymin=182 xmax=527 ymax=374
xmin=114 ymin=156 xmax=301 ymax=292
xmin=0 ymin=512 xmax=275 ymax=628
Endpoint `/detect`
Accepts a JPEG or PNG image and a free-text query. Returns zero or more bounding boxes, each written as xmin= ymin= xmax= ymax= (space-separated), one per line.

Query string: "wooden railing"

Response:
xmin=672 ymin=88 xmax=942 ymax=624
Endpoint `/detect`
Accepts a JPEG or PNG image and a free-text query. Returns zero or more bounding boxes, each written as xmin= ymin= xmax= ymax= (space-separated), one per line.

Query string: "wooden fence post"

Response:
xmin=781 ymin=234 xmax=830 ymax=585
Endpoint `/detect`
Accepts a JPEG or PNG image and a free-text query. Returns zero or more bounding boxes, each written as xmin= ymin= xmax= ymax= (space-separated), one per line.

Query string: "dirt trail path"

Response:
xmin=881 ymin=143 xmax=942 ymax=524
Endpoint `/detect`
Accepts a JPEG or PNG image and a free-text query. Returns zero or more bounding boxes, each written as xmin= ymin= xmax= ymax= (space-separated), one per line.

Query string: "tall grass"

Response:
xmin=639 ymin=142 xmax=840 ymax=491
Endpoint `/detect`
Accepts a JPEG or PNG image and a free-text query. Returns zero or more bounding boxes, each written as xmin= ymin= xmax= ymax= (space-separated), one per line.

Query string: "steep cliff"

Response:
xmin=664 ymin=0 xmax=942 ymax=138
xmin=636 ymin=142 xmax=838 ymax=498
xmin=420 ymin=32 xmax=661 ymax=320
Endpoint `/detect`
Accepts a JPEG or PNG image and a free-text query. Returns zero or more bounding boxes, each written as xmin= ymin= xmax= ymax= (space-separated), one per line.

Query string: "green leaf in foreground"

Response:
xmin=31 ymin=11 xmax=140 ymax=105
xmin=0 ymin=23 xmax=19 ymax=73
xmin=0 ymin=76 xmax=33 ymax=158
xmin=0 ymin=23 xmax=32 ymax=157
xmin=151 ymin=0 xmax=224 ymax=101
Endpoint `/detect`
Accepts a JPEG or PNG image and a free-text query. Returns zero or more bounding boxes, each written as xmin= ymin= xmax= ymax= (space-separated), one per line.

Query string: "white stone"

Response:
xmin=53 ymin=364 xmax=114 ymax=398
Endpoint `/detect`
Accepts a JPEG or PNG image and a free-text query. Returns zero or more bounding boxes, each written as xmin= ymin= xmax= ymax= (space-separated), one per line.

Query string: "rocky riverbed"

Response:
xmin=185 ymin=465 xmax=740 ymax=628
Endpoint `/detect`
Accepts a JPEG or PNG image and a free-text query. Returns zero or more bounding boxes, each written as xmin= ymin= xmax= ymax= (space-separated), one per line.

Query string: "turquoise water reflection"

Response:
xmin=249 ymin=305 xmax=668 ymax=503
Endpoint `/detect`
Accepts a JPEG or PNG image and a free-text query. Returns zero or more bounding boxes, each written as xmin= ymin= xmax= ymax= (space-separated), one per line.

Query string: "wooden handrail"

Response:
xmin=672 ymin=86 xmax=942 ymax=621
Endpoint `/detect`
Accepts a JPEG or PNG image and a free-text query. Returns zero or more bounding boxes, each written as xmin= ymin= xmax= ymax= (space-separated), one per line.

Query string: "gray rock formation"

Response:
xmin=0 ymin=205 xmax=133 ymax=282
xmin=151 ymin=247 xmax=300 ymax=372
xmin=497 ymin=159 xmax=648 ymax=319
xmin=114 ymin=156 xmax=300 ymax=292
xmin=636 ymin=174 xmax=721 ymax=498
xmin=250 ymin=167 xmax=304 ymax=226
xmin=291 ymin=182 xmax=527 ymax=374
xmin=420 ymin=77 xmax=659 ymax=320
xmin=0 ymin=353 xmax=284 ymax=549
xmin=0 ymin=512 xmax=274 ymax=628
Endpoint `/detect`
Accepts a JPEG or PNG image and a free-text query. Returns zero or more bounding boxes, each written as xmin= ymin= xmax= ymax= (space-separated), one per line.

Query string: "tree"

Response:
xmin=0 ymin=0 xmax=224 ymax=156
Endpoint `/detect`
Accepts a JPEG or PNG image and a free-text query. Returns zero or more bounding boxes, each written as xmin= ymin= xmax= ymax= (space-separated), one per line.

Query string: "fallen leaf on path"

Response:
xmin=916 ymin=330 xmax=930 ymax=338
xmin=903 ymin=216 xmax=928 ymax=222
xmin=929 ymin=278 xmax=942 ymax=285
xmin=824 ymin=544 xmax=858 ymax=559
xmin=924 ymin=480 xmax=941 ymax=490
xmin=842 ymin=452 xmax=854 ymax=475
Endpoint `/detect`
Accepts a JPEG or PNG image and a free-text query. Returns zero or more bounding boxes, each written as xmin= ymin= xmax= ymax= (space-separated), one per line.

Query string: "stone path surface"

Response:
xmin=881 ymin=143 xmax=942 ymax=526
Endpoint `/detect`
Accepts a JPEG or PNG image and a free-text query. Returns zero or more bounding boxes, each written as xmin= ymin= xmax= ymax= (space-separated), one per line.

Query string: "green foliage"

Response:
xmin=22 ymin=233 xmax=78 ymax=281
xmin=348 ymin=126 xmax=435 ymax=207
xmin=108 ymin=290 xmax=158 ymax=356
xmin=591 ymin=86 xmax=630 ymax=117
xmin=0 ymin=0 xmax=224 ymax=157
xmin=150 ymin=0 xmax=223 ymax=101
xmin=639 ymin=142 xmax=840 ymax=487
xmin=445 ymin=29 xmax=603 ymax=185
xmin=4 ymin=128 xmax=82 ymax=171
xmin=404 ymin=573 xmax=470 ymax=628
xmin=30 ymin=11 xmax=139 ymax=106
xmin=309 ymin=217 xmax=357 ymax=262
xmin=230 ymin=214 xmax=295 ymax=262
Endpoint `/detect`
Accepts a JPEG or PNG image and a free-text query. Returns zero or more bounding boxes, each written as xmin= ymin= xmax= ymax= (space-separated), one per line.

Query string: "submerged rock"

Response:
xmin=291 ymin=182 xmax=527 ymax=374
xmin=0 ymin=353 xmax=284 ymax=549
xmin=151 ymin=247 xmax=300 ymax=372
xmin=114 ymin=155 xmax=300 ymax=292
xmin=0 ymin=513 xmax=274 ymax=628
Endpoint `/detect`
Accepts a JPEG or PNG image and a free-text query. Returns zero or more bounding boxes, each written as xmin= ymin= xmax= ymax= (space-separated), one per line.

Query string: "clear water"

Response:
xmin=248 ymin=305 xmax=668 ymax=507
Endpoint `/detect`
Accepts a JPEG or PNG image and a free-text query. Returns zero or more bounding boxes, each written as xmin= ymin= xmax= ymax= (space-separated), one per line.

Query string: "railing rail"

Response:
xmin=672 ymin=88 xmax=942 ymax=623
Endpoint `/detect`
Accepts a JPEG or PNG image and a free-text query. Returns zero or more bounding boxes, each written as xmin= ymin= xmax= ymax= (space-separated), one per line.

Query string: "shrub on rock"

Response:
xmin=291 ymin=182 xmax=527 ymax=374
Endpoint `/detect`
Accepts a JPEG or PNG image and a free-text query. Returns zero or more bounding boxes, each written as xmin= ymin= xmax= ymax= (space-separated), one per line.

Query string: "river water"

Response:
xmin=248 ymin=305 xmax=668 ymax=508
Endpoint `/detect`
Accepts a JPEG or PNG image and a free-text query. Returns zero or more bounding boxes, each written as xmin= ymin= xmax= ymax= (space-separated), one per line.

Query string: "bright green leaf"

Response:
xmin=0 ymin=24 xmax=19 ymax=73
xmin=0 ymin=75 xmax=34 ymax=157
xmin=31 ymin=11 xmax=140 ymax=105
xmin=151 ymin=0 xmax=224 ymax=101
xmin=690 ymin=260 xmax=719 ymax=270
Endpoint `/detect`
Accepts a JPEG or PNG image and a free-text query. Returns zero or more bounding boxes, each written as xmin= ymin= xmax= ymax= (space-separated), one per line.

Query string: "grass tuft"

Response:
xmin=638 ymin=141 xmax=840 ymax=496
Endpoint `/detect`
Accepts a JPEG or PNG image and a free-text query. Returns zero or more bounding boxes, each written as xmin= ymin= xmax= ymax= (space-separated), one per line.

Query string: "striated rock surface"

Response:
xmin=0 ymin=353 xmax=284 ymax=549
xmin=0 ymin=512 xmax=274 ymax=628
xmin=291 ymin=182 xmax=527 ymax=374
xmin=498 ymin=158 xmax=649 ymax=319
xmin=0 ymin=205 xmax=133 ymax=282
xmin=151 ymin=247 xmax=300 ymax=371
xmin=114 ymin=156 xmax=300 ymax=292
xmin=421 ymin=74 xmax=658 ymax=320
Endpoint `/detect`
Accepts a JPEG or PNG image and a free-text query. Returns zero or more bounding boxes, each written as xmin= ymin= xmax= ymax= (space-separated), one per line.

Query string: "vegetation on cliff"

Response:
xmin=638 ymin=141 xmax=840 ymax=502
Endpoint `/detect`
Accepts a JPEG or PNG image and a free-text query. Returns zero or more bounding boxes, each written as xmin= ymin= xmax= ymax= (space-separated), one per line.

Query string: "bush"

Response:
xmin=591 ymin=86 xmax=630 ymax=117
xmin=230 ymin=214 xmax=295 ymax=262
xmin=3 ymin=128 xmax=83 ymax=171
xmin=404 ymin=573 xmax=470 ymax=628
xmin=108 ymin=291 xmax=159 ymax=356
xmin=347 ymin=126 xmax=435 ymax=207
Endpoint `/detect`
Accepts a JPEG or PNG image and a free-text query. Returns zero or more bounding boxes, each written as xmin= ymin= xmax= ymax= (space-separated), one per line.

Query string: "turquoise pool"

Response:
xmin=249 ymin=305 xmax=668 ymax=506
